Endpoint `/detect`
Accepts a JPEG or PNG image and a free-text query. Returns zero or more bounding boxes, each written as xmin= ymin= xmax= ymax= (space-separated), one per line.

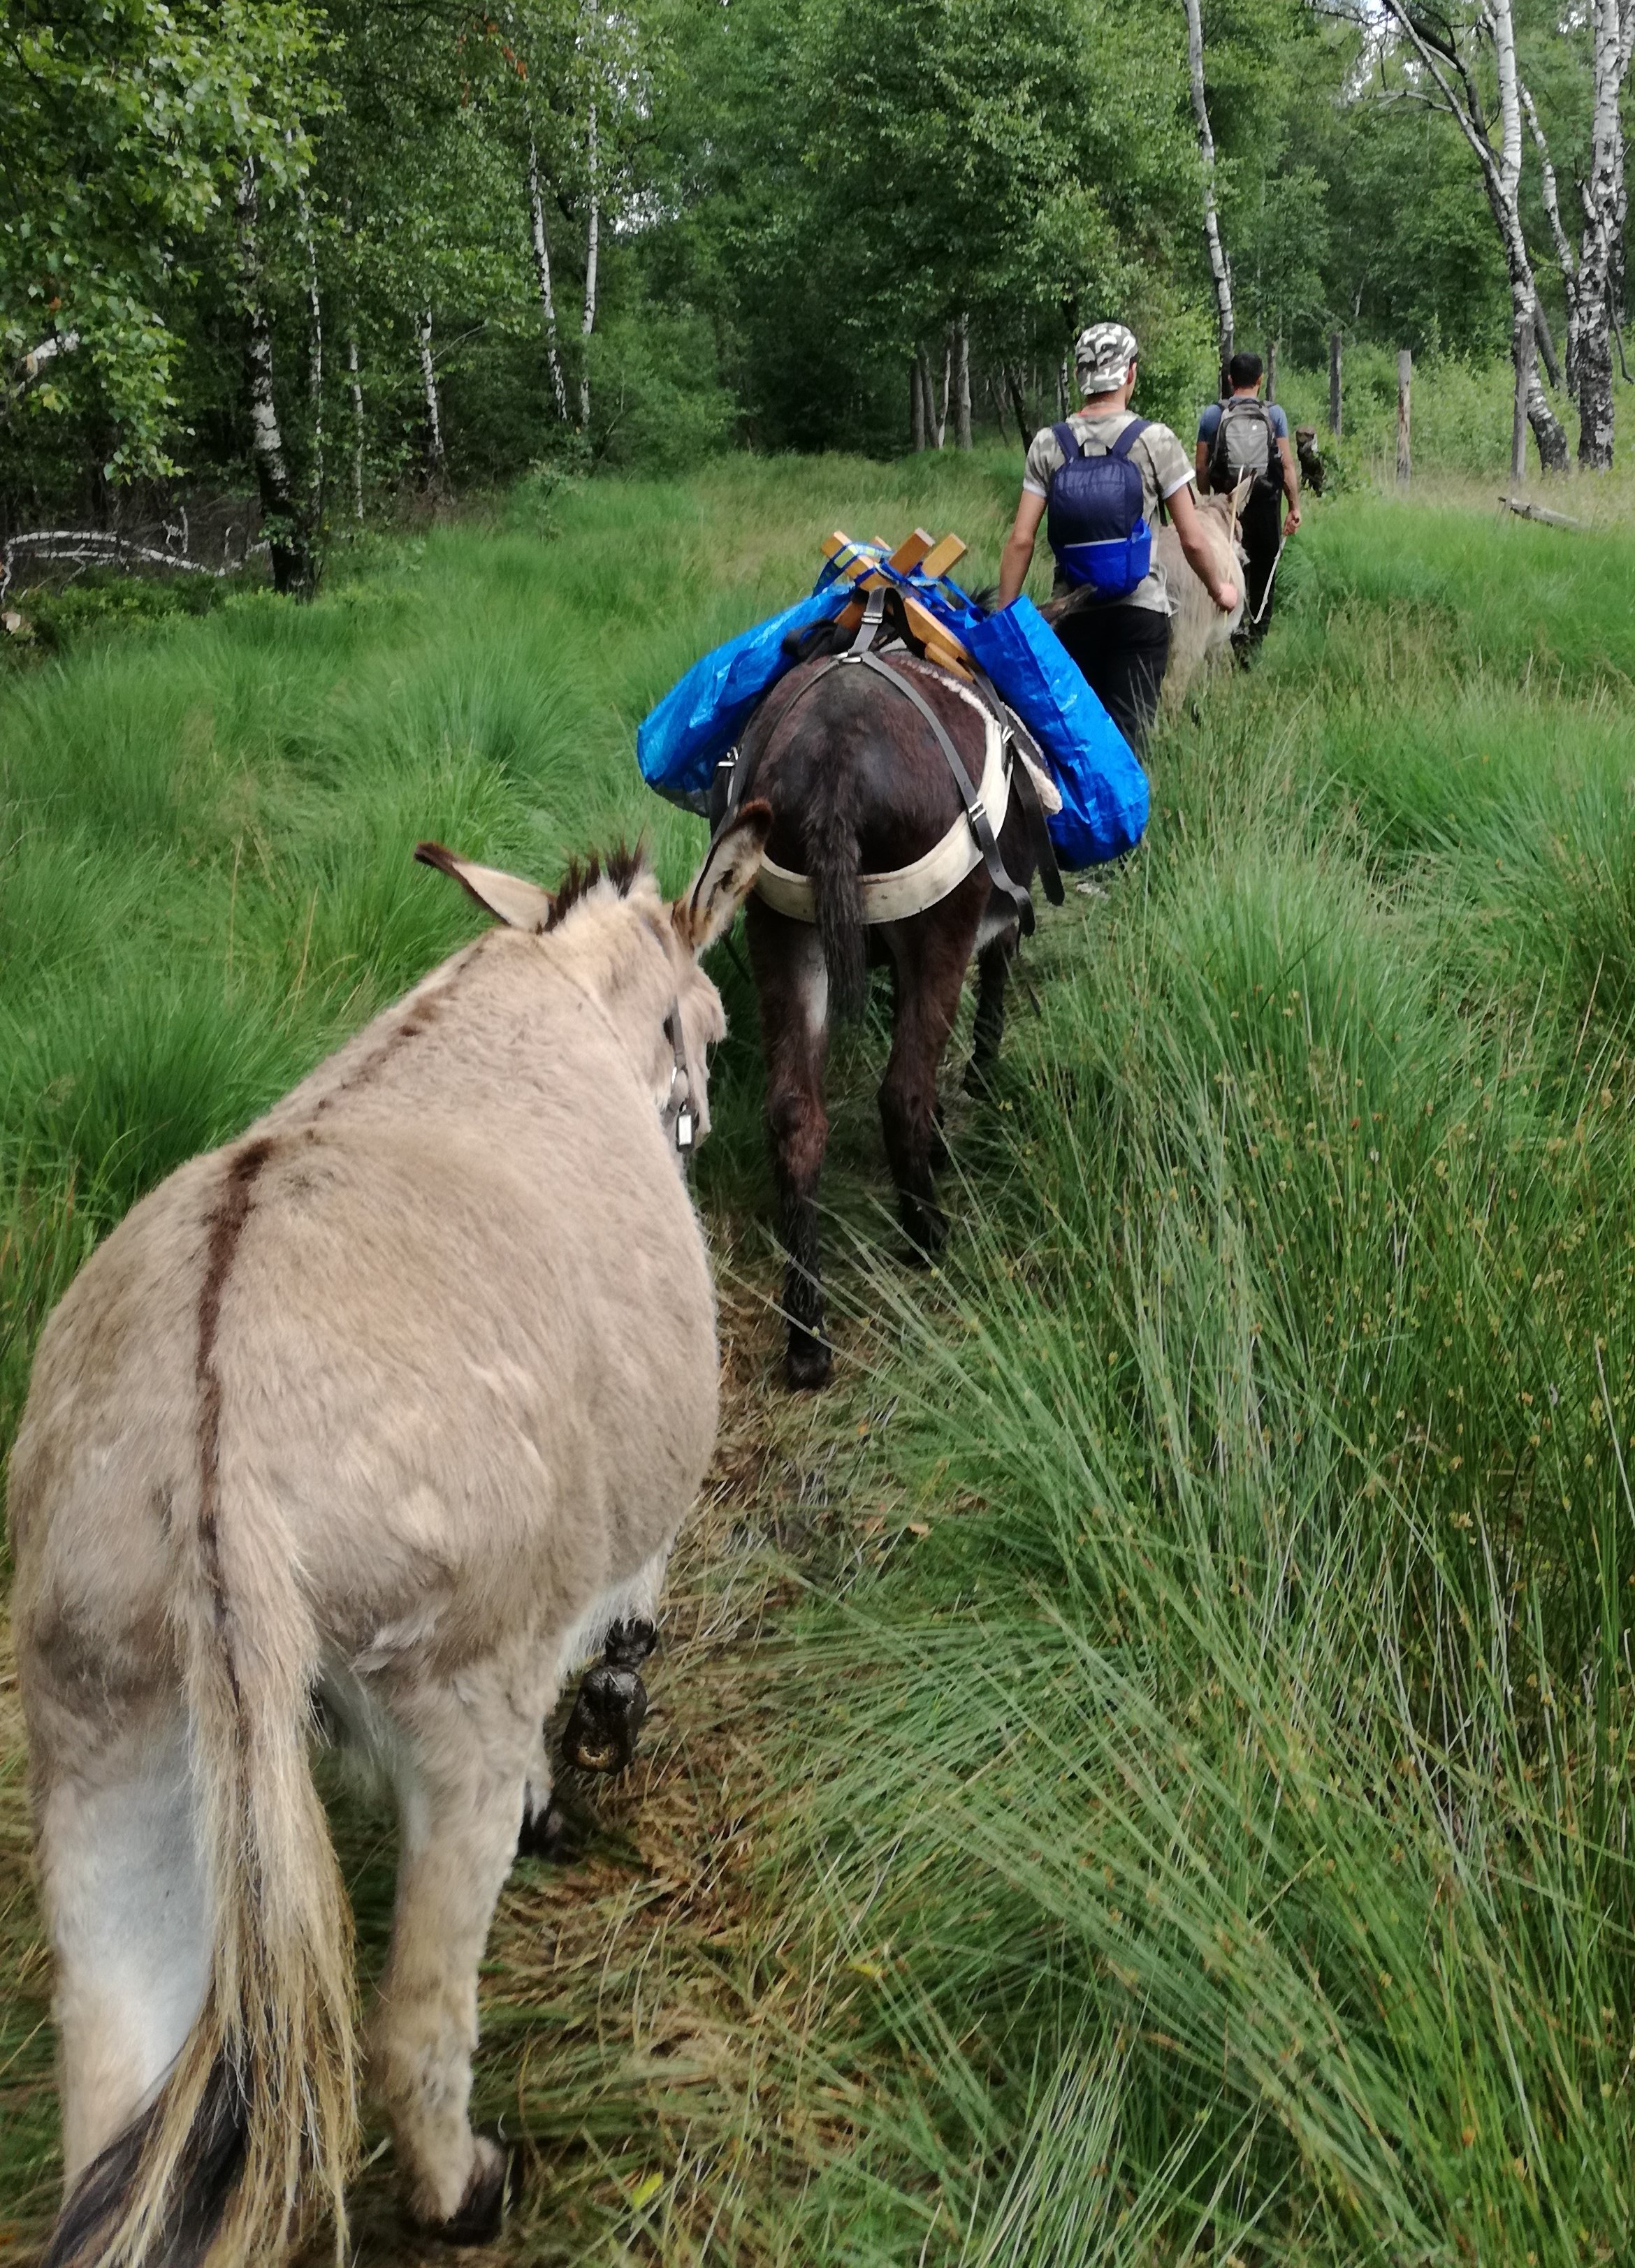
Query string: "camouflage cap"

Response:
xmin=1074 ymin=321 xmax=1138 ymax=395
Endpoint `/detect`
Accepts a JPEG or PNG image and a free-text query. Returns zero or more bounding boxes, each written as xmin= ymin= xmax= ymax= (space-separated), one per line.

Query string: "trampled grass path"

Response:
xmin=6 ymin=459 xmax=1635 ymax=2263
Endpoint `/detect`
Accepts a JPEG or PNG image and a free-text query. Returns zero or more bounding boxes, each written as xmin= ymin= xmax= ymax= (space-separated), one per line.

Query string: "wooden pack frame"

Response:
xmin=820 ymin=527 xmax=974 ymax=679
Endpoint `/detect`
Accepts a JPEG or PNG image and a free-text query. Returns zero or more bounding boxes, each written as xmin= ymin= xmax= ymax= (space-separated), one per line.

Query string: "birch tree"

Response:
xmin=525 ymin=108 xmax=571 ymax=419
xmin=1 ymin=0 xmax=321 ymax=482
xmin=1377 ymin=0 xmax=1569 ymax=472
xmin=347 ymin=331 xmax=364 ymax=520
xmin=1184 ymin=0 xmax=1234 ymax=391
xmin=580 ymin=96 xmax=600 ymax=426
xmin=1572 ymin=0 xmax=1634 ymax=467
xmin=417 ymin=307 xmax=446 ymax=486
xmin=1519 ymin=83 xmax=1574 ymax=391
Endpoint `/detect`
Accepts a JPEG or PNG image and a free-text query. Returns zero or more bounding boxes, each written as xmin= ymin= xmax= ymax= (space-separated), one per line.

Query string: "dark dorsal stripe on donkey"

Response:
xmin=712 ymin=607 xmax=1059 ymax=1389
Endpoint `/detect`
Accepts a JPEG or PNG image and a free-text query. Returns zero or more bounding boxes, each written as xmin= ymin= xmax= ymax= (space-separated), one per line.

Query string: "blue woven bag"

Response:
xmin=637 ymin=586 xmax=852 ymax=808
xmin=962 ymin=597 xmax=1148 ymax=868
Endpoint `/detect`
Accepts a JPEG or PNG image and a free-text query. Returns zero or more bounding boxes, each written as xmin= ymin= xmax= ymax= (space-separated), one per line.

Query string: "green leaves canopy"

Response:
xmin=1 ymin=0 xmax=324 ymax=474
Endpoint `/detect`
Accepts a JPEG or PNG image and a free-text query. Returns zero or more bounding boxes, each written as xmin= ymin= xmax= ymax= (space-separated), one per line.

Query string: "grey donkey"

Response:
xmin=8 ymin=804 xmax=771 ymax=2266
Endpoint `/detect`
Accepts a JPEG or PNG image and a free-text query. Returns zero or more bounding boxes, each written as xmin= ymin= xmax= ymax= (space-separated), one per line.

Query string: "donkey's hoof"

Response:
xmin=562 ymin=1663 xmax=648 ymax=1774
xmin=899 ymin=1211 xmax=947 ymax=1267
xmin=516 ymin=1793 xmax=579 ymax=1864
xmin=785 ymin=1331 xmax=833 ymax=1391
xmin=428 ymin=2133 xmax=521 ymax=2246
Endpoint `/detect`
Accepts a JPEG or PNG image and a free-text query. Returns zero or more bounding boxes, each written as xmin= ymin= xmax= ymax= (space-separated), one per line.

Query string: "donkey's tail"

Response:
xmin=46 ymin=1455 xmax=358 ymax=2267
xmin=805 ymin=770 xmax=866 ymax=1022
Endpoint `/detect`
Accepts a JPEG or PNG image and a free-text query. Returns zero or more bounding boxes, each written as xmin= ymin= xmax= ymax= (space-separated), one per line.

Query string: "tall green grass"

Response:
xmin=734 ymin=489 xmax=1635 ymax=2262
xmin=4 ymin=458 xmax=1635 ymax=2263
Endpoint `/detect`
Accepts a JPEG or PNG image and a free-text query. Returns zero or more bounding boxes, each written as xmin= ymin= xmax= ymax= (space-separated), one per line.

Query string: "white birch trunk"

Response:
xmin=1184 ymin=0 xmax=1234 ymax=388
xmin=579 ymin=101 xmax=599 ymax=428
xmin=1521 ymin=83 xmax=1577 ymax=391
xmin=234 ymin=158 xmax=310 ymax=595
xmin=347 ymin=333 xmax=364 ymax=523
xmin=526 ymin=115 xmax=570 ymax=420
xmin=418 ymin=309 xmax=445 ymax=484
xmin=935 ymin=335 xmax=952 ymax=448
xmin=1572 ymin=0 xmax=1634 ymax=469
xmin=1380 ymin=0 xmax=1568 ymax=472
xmin=298 ymin=182 xmax=324 ymax=527
xmin=954 ymin=312 xmax=972 ymax=449
xmin=910 ymin=356 xmax=926 ymax=451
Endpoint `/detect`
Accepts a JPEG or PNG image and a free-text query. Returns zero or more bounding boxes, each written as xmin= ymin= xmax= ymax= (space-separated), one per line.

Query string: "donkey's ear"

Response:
xmin=1230 ymin=472 xmax=1254 ymax=517
xmin=676 ymin=801 xmax=772 ymax=954
xmin=415 ymin=843 xmax=555 ymax=931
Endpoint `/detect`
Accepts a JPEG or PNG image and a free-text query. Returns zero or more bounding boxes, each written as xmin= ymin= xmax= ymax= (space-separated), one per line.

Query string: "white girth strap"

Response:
xmin=753 ymin=676 xmax=1010 ymax=928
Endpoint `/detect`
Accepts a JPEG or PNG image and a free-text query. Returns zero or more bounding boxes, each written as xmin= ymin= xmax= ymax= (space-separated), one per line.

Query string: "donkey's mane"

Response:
xmin=544 ymin=842 xmax=647 ymax=931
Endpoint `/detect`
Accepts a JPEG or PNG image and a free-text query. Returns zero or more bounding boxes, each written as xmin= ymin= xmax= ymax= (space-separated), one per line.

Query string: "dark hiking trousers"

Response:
xmin=1234 ymin=482 xmax=1284 ymax=649
xmin=1052 ymin=602 xmax=1172 ymax=751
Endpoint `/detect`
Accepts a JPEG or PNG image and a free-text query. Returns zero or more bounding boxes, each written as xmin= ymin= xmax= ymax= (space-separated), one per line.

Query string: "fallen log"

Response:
xmin=0 ymin=528 xmax=259 ymax=604
xmin=1499 ymin=493 xmax=1585 ymax=530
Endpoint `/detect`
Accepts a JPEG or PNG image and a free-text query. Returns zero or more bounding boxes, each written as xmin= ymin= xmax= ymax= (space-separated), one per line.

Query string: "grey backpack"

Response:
xmin=1209 ymin=397 xmax=1279 ymax=491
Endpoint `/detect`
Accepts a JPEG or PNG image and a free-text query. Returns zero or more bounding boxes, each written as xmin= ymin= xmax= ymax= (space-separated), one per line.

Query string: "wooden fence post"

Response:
xmin=1396 ymin=350 xmax=1412 ymax=486
xmin=1328 ymin=329 xmax=1342 ymax=437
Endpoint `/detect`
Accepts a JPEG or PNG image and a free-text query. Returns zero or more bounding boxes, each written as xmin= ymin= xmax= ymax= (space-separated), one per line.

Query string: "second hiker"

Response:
xmin=1196 ymin=350 xmax=1301 ymax=650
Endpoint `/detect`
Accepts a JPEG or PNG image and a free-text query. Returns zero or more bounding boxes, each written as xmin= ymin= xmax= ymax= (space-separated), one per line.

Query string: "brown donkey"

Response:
xmin=715 ymin=643 xmax=1056 ymax=1389
xmin=9 ymin=808 xmax=770 ymax=2266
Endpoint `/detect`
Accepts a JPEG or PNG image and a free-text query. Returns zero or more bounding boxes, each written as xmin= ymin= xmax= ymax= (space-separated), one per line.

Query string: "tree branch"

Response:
xmin=10 ymin=328 xmax=81 ymax=401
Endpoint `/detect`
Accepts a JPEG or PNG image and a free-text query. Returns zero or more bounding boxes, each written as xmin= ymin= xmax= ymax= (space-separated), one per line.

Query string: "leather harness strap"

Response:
xmin=712 ymin=633 xmax=1039 ymax=933
xmin=854 ymin=650 xmax=1035 ymax=934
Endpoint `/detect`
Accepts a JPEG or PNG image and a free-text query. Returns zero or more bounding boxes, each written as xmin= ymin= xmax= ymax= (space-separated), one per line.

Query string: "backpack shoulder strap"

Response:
xmin=1049 ymin=421 xmax=1082 ymax=464
xmin=1107 ymin=416 xmax=1149 ymax=461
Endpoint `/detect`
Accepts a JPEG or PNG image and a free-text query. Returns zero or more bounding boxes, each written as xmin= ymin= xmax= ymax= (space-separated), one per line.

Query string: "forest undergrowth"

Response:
xmin=3 ymin=454 xmax=1635 ymax=2265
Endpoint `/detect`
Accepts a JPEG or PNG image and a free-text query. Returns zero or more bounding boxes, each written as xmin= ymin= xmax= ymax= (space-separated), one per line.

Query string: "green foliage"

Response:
xmin=5 ymin=569 xmax=231 ymax=659
xmin=0 ymin=0 xmax=326 ymax=477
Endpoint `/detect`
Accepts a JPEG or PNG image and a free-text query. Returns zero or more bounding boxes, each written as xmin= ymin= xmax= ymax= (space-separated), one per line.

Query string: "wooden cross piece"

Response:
xmin=822 ymin=527 xmax=973 ymax=678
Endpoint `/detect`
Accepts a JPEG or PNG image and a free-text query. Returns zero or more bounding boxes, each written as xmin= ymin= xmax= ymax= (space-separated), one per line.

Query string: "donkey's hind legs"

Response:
xmin=32 ymin=1700 xmax=210 ymax=2186
xmin=372 ymin=1656 xmax=544 ymax=2240
xmin=751 ymin=910 xmax=834 ymax=1390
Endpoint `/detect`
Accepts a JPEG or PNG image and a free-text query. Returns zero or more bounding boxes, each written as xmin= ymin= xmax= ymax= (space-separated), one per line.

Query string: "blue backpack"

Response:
xmin=1045 ymin=417 xmax=1152 ymax=598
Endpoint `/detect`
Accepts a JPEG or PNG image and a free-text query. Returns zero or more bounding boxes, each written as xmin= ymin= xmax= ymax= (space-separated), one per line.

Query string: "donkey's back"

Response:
xmin=9 ymin=812 xmax=769 ymax=2266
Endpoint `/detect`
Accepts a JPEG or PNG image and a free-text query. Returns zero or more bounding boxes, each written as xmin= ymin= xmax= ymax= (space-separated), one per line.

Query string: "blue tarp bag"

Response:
xmin=1046 ymin=418 xmax=1152 ymax=597
xmin=637 ymin=585 xmax=852 ymax=807
xmin=963 ymin=596 xmax=1148 ymax=868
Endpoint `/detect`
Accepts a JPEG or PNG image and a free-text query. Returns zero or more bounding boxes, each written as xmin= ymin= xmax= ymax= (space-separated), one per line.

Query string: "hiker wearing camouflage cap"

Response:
xmin=996 ymin=321 xmax=1240 ymax=750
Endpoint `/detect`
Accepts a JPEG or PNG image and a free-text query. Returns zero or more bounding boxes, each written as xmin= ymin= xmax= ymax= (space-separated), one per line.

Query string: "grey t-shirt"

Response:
xmin=1023 ymin=409 xmax=1196 ymax=614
